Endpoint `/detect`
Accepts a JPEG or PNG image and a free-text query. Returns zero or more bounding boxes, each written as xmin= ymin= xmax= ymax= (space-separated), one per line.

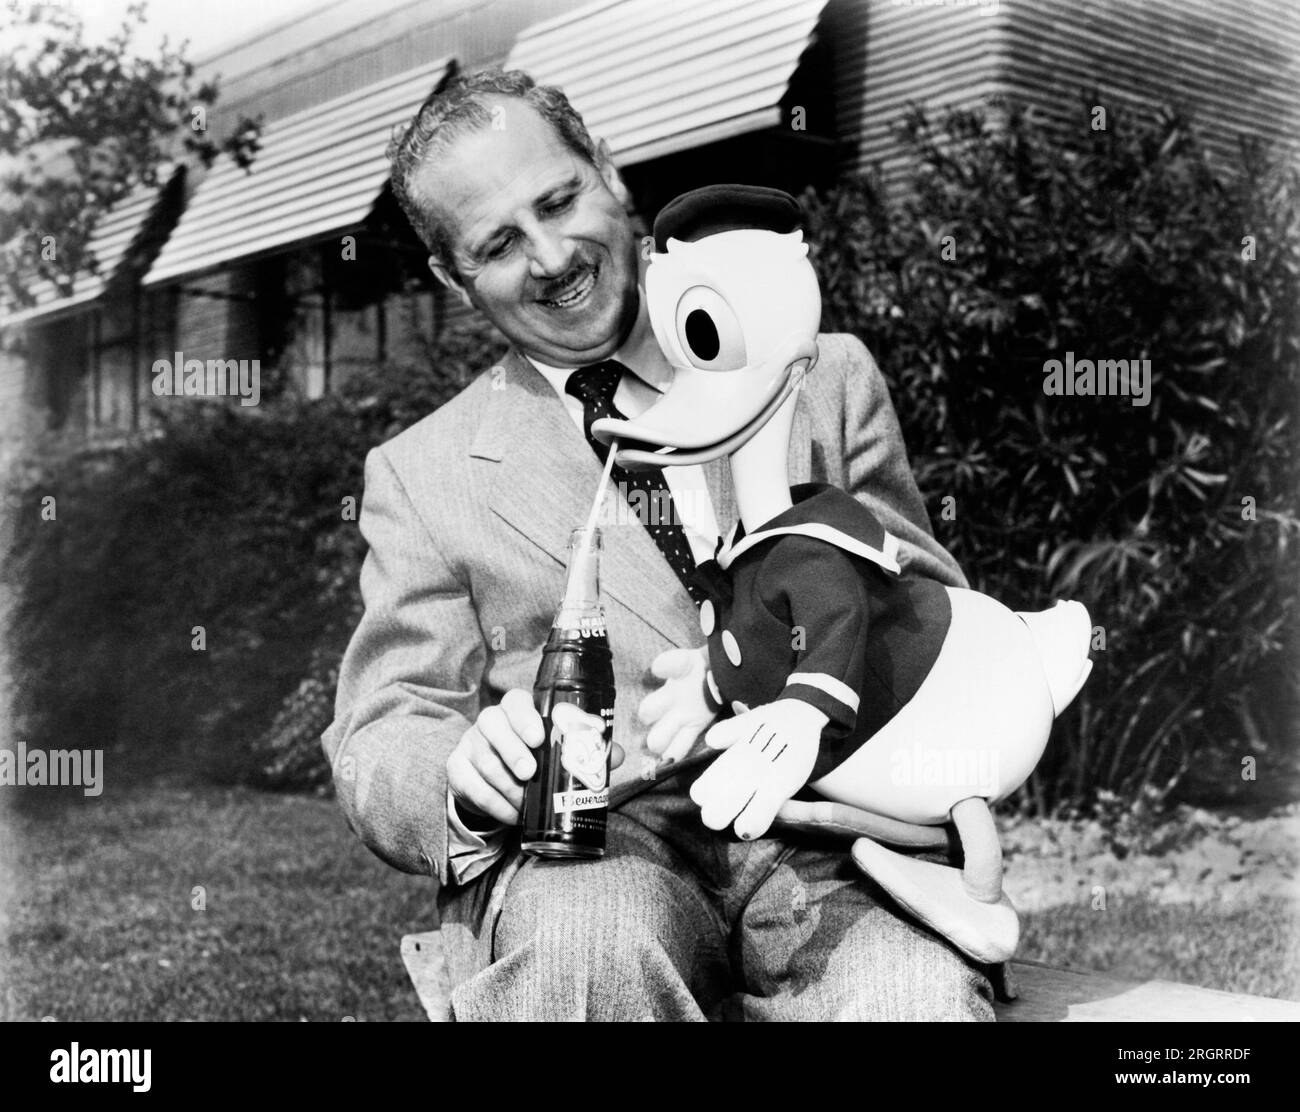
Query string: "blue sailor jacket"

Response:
xmin=692 ymin=482 xmax=954 ymax=782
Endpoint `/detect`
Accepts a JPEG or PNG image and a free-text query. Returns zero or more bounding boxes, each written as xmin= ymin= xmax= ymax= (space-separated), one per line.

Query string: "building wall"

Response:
xmin=997 ymin=0 xmax=1299 ymax=171
xmin=90 ymin=291 xmax=138 ymax=432
xmin=838 ymin=0 xmax=1299 ymax=187
xmin=834 ymin=0 xmax=1004 ymax=184
xmin=259 ymin=235 xmax=447 ymax=398
xmin=172 ymin=267 xmax=261 ymax=365
xmin=0 ymin=348 xmax=35 ymax=478
xmin=25 ymin=316 xmax=91 ymax=439
xmin=1 ymin=298 xmax=159 ymax=454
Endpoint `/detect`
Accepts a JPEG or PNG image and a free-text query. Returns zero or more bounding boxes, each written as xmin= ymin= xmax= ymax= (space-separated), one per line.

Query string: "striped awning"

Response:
xmin=144 ymin=57 xmax=451 ymax=287
xmin=0 ymin=170 xmax=179 ymax=328
xmin=506 ymin=0 xmax=827 ymax=165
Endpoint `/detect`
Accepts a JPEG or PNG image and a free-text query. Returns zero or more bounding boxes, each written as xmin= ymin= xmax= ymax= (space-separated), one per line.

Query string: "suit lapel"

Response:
xmin=472 ymin=350 xmax=588 ymax=570
xmin=474 ymin=350 xmax=697 ymax=647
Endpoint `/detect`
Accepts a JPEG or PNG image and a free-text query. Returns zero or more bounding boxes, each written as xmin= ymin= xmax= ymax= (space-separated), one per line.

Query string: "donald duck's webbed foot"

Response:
xmin=850 ymin=796 xmax=1020 ymax=965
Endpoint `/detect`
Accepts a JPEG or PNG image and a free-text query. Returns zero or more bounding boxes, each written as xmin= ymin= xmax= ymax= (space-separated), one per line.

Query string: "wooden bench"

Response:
xmin=402 ymin=932 xmax=1300 ymax=1020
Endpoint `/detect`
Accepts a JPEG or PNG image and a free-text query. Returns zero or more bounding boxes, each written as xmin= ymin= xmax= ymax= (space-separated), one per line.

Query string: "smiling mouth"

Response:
xmin=538 ymin=263 xmax=599 ymax=311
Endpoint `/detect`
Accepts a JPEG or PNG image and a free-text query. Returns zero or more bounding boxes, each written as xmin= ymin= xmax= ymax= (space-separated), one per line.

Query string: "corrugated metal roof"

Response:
xmin=507 ymin=0 xmax=827 ymax=165
xmin=1 ymin=174 xmax=173 ymax=328
xmin=144 ymin=57 xmax=451 ymax=287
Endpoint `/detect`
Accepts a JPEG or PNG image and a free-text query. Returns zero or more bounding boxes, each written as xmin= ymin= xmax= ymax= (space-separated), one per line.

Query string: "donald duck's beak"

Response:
xmin=591 ymin=334 xmax=819 ymax=470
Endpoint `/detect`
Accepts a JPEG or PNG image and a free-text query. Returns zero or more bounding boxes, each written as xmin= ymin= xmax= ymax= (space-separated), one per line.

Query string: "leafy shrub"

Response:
xmin=3 ymin=318 xmax=502 ymax=788
xmin=803 ymin=100 xmax=1300 ymax=811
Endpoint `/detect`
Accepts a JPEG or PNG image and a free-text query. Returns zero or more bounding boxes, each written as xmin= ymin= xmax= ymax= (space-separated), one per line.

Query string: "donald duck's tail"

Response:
xmin=1015 ymin=600 xmax=1094 ymax=717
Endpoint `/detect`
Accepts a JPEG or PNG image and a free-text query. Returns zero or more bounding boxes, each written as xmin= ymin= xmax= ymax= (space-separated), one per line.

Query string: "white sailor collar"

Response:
xmin=715 ymin=483 xmax=902 ymax=576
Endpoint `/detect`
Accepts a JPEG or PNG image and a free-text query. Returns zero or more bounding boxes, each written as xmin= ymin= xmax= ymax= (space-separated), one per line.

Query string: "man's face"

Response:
xmin=414 ymin=99 xmax=640 ymax=367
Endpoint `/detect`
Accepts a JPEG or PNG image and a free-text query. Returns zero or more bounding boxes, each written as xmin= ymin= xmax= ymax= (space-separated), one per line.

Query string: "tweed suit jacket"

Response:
xmin=322 ymin=331 xmax=967 ymax=992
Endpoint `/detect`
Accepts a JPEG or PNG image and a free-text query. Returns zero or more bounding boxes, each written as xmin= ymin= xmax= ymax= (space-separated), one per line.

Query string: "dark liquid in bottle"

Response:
xmin=521 ymin=617 xmax=615 ymax=859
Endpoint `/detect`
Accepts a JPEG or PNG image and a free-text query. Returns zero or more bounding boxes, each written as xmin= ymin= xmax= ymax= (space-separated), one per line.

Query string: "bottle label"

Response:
xmin=558 ymin=615 xmax=608 ymax=639
xmin=550 ymin=701 xmax=611 ymax=792
xmin=552 ymin=788 xmax=610 ymax=813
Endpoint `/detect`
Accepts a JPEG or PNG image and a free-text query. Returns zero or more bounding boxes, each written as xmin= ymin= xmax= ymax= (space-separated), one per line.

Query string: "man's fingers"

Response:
xmin=447 ymin=750 xmax=518 ymax=826
xmin=456 ymin=782 xmax=517 ymax=826
xmin=467 ymin=741 xmax=526 ymax=810
xmin=649 ymin=647 xmax=696 ymax=682
xmin=477 ymin=705 xmax=539 ymax=780
xmin=610 ymin=741 xmax=625 ymax=771
xmin=500 ymin=689 xmax=545 ymax=747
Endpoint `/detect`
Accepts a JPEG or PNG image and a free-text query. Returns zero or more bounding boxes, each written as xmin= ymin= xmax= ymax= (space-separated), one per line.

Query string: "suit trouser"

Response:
xmin=449 ymin=773 xmax=996 ymax=1021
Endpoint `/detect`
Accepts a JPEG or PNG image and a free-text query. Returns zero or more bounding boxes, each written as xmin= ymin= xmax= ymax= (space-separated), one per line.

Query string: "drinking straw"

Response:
xmin=582 ymin=438 xmax=619 ymax=540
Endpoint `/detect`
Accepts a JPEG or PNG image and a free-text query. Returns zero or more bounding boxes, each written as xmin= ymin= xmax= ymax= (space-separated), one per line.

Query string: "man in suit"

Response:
xmin=323 ymin=68 xmax=997 ymax=1020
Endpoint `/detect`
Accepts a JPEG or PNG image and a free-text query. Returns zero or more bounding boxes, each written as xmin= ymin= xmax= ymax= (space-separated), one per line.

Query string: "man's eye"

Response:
xmin=543 ymin=194 xmax=575 ymax=215
xmin=487 ymin=234 xmax=515 ymax=260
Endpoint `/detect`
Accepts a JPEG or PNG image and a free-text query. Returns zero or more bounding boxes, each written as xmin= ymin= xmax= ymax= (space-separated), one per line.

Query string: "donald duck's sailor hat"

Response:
xmin=653 ymin=184 xmax=804 ymax=251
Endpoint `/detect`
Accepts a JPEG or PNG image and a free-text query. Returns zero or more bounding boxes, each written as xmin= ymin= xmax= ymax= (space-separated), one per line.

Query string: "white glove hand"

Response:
xmin=690 ymin=699 xmax=830 ymax=840
xmin=637 ymin=646 xmax=718 ymax=764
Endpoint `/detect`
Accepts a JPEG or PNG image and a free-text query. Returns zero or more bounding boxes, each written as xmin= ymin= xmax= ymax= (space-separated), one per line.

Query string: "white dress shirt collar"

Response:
xmin=523 ymin=351 xmax=665 ymax=396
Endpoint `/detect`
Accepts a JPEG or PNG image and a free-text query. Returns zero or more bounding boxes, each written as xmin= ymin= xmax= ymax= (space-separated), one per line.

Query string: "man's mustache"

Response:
xmin=536 ymin=260 xmax=595 ymax=300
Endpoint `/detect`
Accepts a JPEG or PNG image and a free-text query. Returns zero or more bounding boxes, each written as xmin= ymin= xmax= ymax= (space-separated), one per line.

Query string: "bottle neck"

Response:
xmin=555 ymin=526 xmax=605 ymax=629
xmin=553 ymin=604 xmax=607 ymax=635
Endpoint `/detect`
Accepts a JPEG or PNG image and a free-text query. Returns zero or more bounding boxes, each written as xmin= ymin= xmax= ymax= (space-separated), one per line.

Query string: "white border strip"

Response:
xmin=785 ymin=671 xmax=861 ymax=712
xmin=720 ymin=522 xmax=902 ymax=575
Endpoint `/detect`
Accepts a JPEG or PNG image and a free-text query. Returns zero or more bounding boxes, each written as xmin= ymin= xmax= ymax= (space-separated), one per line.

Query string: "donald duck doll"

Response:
xmin=593 ymin=185 xmax=1094 ymax=965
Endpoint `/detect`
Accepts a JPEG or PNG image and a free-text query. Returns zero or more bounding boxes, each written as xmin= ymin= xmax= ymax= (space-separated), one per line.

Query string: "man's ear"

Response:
xmin=428 ymin=255 xmax=473 ymax=309
xmin=595 ymin=139 xmax=632 ymax=210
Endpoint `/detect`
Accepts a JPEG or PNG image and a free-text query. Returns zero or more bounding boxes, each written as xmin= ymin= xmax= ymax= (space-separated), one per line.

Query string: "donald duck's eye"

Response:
xmin=685 ymin=310 xmax=719 ymax=360
xmin=674 ymin=286 xmax=747 ymax=371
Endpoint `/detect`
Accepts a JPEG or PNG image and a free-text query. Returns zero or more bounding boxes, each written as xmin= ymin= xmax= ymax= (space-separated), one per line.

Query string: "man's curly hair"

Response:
xmin=387 ymin=67 xmax=601 ymax=276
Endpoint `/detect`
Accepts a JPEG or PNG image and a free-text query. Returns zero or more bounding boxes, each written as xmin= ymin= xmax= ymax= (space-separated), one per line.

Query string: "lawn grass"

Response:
xmin=1019 ymin=901 xmax=1299 ymax=1001
xmin=1 ymin=781 xmax=432 ymax=1021
xmin=2 ymin=780 xmax=1295 ymax=1020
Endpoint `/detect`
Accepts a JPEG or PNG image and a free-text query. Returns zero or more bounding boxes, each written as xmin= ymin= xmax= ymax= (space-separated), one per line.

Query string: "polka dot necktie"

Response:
xmin=566 ymin=360 xmax=706 ymax=605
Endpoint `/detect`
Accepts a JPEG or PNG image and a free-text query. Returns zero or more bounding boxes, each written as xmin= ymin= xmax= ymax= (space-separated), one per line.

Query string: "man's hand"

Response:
xmin=449 ymin=690 xmax=624 ymax=826
xmin=690 ymin=699 xmax=829 ymax=840
xmin=637 ymin=646 xmax=718 ymax=765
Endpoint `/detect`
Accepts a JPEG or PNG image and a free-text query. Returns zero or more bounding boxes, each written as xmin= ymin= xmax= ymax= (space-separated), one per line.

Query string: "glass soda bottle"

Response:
xmin=520 ymin=526 xmax=616 ymax=858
